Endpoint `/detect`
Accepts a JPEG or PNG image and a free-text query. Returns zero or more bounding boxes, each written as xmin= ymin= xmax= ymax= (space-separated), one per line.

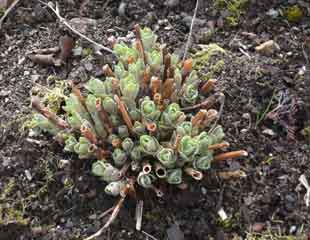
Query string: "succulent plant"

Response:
xmin=29 ymin=25 xmax=248 ymax=201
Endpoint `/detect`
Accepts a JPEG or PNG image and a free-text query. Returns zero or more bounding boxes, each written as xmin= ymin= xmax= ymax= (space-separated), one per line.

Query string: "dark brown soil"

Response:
xmin=0 ymin=0 xmax=309 ymax=239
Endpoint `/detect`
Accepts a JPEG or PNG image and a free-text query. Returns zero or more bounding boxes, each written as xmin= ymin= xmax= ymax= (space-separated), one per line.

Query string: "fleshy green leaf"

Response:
xmin=166 ymin=169 xmax=182 ymax=185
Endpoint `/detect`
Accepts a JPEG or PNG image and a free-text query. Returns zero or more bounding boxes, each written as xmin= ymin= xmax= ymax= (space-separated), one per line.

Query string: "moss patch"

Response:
xmin=214 ymin=0 xmax=249 ymax=26
xmin=285 ymin=5 xmax=303 ymax=23
xmin=192 ymin=43 xmax=226 ymax=81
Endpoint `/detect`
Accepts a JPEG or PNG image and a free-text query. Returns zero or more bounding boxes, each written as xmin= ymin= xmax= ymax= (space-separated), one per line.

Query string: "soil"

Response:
xmin=0 ymin=0 xmax=310 ymax=239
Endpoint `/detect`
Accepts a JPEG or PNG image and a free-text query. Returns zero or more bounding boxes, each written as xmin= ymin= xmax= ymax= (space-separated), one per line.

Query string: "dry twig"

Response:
xmin=37 ymin=1 xmax=115 ymax=56
xmin=182 ymin=0 xmax=199 ymax=61
xmin=0 ymin=0 xmax=22 ymax=29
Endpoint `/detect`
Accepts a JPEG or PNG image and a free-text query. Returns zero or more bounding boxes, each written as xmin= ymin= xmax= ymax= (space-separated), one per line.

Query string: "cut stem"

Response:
xmin=184 ymin=167 xmax=203 ymax=180
xmin=146 ymin=122 xmax=157 ymax=133
xmin=208 ymin=141 xmax=230 ymax=150
xmin=191 ymin=109 xmax=207 ymax=128
xmin=81 ymin=123 xmax=98 ymax=144
xmin=142 ymin=66 xmax=151 ymax=91
xmin=181 ymin=94 xmax=217 ymax=111
xmin=181 ymin=58 xmax=193 ymax=83
xmin=134 ymin=24 xmax=147 ymax=65
xmin=201 ymin=79 xmax=217 ymax=94
xmin=111 ymin=137 xmax=122 ymax=148
xmin=154 ymin=163 xmax=167 ymax=178
xmin=163 ymin=54 xmax=171 ymax=82
xmin=142 ymin=161 xmax=152 ymax=174
xmin=213 ymin=150 xmax=248 ymax=162
xmin=150 ymin=77 xmax=161 ymax=97
xmin=114 ymin=95 xmax=133 ymax=131
xmin=102 ymin=64 xmax=115 ymax=77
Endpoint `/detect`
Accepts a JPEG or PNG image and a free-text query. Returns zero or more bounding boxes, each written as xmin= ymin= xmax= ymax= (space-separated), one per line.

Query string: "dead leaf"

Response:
xmin=27 ymin=54 xmax=57 ymax=65
xmin=218 ymin=170 xmax=247 ymax=180
xmin=58 ymin=35 xmax=75 ymax=63
xmin=255 ymin=40 xmax=280 ymax=56
xmin=27 ymin=35 xmax=74 ymax=66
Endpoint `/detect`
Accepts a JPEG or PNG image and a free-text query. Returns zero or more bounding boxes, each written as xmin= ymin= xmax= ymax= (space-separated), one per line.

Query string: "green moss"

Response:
xmin=193 ymin=44 xmax=226 ymax=81
xmin=216 ymin=211 xmax=240 ymax=230
xmin=0 ymin=178 xmax=15 ymax=200
xmin=83 ymin=47 xmax=93 ymax=57
xmin=301 ymin=126 xmax=310 ymax=139
xmin=43 ymin=79 xmax=67 ymax=113
xmin=0 ymin=178 xmax=29 ymax=225
xmin=0 ymin=7 xmax=5 ymax=17
xmin=285 ymin=5 xmax=303 ymax=23
xmin=214 ymin=0 xmax=249 ymax=26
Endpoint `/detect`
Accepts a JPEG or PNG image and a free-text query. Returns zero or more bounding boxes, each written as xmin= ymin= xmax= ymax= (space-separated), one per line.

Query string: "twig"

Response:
xmin=84 ymin=196 xmax=126 ymax=240
xmin=141 ymin=230 xmax=159 ymax=240
xmin=0 ymin=0 xmax=22 ymax=29
xmin=135 ymin=200 xmax=143 ymax=231
xmin=182 ymin=0 xmax=199 ymax=61
xmin=37 ymin=1 xmax=115 ymax=56
xmin=299 ymin=174 xmax=310 ymax=207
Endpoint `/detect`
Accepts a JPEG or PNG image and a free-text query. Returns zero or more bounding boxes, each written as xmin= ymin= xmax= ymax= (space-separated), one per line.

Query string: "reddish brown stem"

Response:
xmin=191 ymin=110 xmax=207 ymax=128
xmin=81 ymin=124 xmax=98 ymax=144
xmin=163 ymin=54 xmax=171 ymax=82
xmin=201 ymin=79 xmax=217 ymax=94
xmin=102 ymin=64 xmax=115 ymax=77
xmin=95 ymin=148 xmax=111 ymax=159
xmin=95 ymin=98 xmax=113 ymax=134
xmin=31 ymin=97 xmax=69 ymax=129
xmin=162 ymin=78 xmax=175 ymax=100
xmin=134 ymin=24 xmax=147 ymax=65
xmin=181 ymin=94 xmax=217 ymax=111
xmin=213 ymin=150 xmax=248 ymax=162
xmin=111 ymin=137 xmax=122 ymax=148
xmin=153 ymin=93 xmax=162 ymax=109
xmin=201 ymin=109 xmax=218 ymax=128
xmin=184 ymin=167 xmax=203 ymax=180
xmin=173 ymin=134 xmax=182 ymax=151
xmin=117 ymin=162 xmax=131 ymax=180
xmin=208 ymin=141 xmax=230 ymax=150
xmin=150 ymin=77 xmax=161 ymax=96
xmin=142 ymin=66 xmax=151 ymax=90
xmin=181 ymin=58 xmax=193 ymax=83
xmin=114 ymin=95 xmax=133 ymax=131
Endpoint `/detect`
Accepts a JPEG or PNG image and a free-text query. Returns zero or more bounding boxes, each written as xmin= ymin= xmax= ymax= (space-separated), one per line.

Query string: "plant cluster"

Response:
xmin=29 ymin=25 xmax=247 ymax=198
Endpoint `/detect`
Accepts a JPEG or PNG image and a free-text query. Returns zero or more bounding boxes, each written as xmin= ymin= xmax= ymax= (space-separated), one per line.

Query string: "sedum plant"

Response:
xmin=29 ymin=25 xmax=247 ymax=232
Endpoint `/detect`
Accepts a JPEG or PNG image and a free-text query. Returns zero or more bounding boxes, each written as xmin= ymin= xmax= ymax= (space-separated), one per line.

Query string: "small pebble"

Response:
xmin=255 ymin=40 xmax=280 ymax=56
xmin=262 ymin=128 xmax=276 ymax=136
xmin=84 ymin=62 xmax=93 ymax=72
xmin=0 ymin=90 xmax=11 ymax=97
xmin=25 ymin=169 xmax=32 ymax=181
xmin=31 ymin=74 xmax=40 ymax=82
xmin=252 ymin=222 xmax=265 ymax=232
